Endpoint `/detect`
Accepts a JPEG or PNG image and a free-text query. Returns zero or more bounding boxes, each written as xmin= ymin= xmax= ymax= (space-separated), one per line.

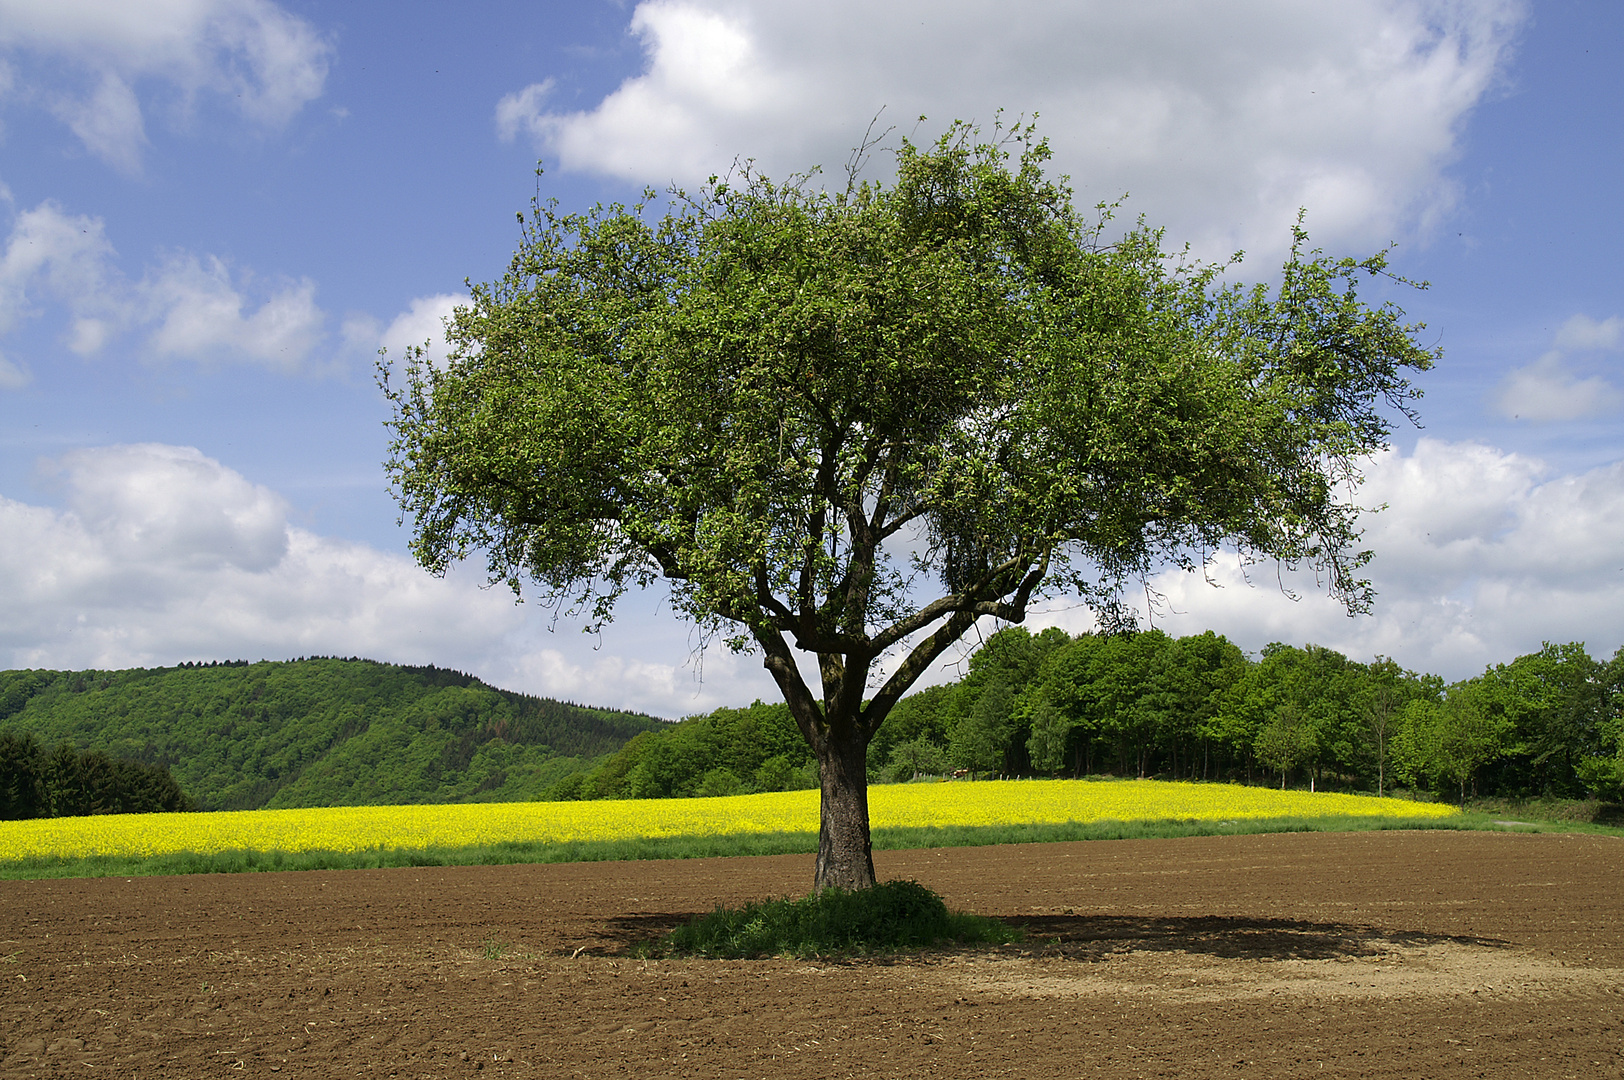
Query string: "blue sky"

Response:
xmin=0 ymin=0 xmax=1620 ymax=716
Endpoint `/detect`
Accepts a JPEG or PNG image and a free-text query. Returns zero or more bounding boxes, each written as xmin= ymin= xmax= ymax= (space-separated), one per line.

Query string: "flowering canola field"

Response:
xmin=0 ymin=779 xmax=1456 ymax=865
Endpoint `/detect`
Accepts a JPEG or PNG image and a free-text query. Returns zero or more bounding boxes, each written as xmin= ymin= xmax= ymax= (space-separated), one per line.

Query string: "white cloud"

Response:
xmin=1035 ymin=439 xmax=1624 ymax=680
xmin=501 ymin=0 xmax=1524 ymax=260
xmin=379 ymin=293 xmax=465 ymax=369
xmin=0 ymin=198 xmax=347 ymax=377
xmin=0 ymin=443 xmax=770 ymax=716
xmin=1495 ymin=352 xmax=1624 ymax=422
xmin=7 ymin=437 xmax=1617 ymax=710
xmin=45 ymin=443 xmax=289 ymax=572
xmin=495 ymin=79 xmax=555 ymax=142
xmin=1553 ymin=313 xmax=1623 ymax=352
xmin=0 ymin=0 xmax=332 ymax=171
xmin=0 ymin=199 xmax=123 ymax=337
xmin=0 ymin=350 xmax=28 ymax=388
xmin=0 ymin=202 xmax=477 ymax=382
xmin=1495 ymin=313 xmax=1624 ymax=422
xmin=49 ymin=69 xmax=145 ymax=174
xmin=0 ymin=443 xmax=516 ymax=672
xmin=492 ymin=635 xmax=762 ymax=718
xmin=141 ymin=253 xmax=323 ymax=370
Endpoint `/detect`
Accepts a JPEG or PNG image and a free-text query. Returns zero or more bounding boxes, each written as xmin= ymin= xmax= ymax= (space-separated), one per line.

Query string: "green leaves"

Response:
xmin=383 ymin=120 xmax=1435 ymax=747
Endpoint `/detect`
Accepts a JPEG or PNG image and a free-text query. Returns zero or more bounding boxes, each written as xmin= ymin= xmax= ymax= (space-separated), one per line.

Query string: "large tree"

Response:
xmin=382 ymin=123 xmax=1436 ymax=890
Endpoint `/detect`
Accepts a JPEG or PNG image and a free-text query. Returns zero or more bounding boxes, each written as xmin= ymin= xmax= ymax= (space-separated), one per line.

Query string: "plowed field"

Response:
xmin=3 ymin=830 xmax=1621 ymax=1078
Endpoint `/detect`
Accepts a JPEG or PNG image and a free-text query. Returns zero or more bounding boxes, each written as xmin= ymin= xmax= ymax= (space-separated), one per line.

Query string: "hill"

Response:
xmin=0 ymin=658 xmax=667 ymax=811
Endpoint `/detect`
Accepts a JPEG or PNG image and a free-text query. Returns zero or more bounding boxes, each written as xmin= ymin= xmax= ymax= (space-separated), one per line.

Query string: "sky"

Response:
xmin=0 ymin=0 xmax=1620 ymax=718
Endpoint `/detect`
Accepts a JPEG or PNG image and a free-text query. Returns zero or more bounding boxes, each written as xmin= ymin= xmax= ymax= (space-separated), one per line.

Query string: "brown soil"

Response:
xmin=2 ymin=830 xmax=1622 ymax=1078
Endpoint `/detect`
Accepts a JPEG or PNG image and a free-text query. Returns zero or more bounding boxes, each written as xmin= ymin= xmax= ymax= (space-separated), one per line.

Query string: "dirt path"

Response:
xmin=2 ymin=830 xmax=1622 ymax=1078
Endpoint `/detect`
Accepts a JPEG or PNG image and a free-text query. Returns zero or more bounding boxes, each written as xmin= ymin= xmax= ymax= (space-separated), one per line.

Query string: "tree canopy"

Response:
xmin=383 ymin=122 xmax=1437 ymax=889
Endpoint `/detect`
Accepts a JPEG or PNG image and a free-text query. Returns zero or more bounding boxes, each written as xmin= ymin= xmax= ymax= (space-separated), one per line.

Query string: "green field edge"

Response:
xmin=5 ymin=810 xmax=1618 ymax=882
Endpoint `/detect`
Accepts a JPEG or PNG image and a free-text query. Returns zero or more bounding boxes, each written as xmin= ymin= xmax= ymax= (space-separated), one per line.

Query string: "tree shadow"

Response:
xmin=578 ymin=911 xmax=694 ymax=954
xmin=573 ymin=911 xmax=1510 ymax=964
xmin=1004 ymin=914 xmax=1510 ymax=963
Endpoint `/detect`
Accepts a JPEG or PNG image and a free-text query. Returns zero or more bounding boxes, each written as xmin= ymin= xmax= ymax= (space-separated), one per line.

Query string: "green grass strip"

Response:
xmin=2 ymin=810 xmax=1614 ymax=881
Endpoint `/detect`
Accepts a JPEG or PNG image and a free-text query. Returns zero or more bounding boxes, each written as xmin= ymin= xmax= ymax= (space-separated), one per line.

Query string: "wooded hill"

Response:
xmin=0 ymin=658 xmax=666 ymax=812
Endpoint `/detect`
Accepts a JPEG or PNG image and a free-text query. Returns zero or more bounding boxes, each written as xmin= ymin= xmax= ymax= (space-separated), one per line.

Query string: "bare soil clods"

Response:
xmin=2 ymin=830 xmax=1622 ymax=1078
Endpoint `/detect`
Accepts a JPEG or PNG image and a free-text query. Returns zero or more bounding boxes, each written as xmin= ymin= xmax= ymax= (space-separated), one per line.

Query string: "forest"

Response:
xmin=0 ymin=732 xmax=194 ymax=818
xmin=0 ymin=658 xmax=664 ymax=815
xmin=549 ymin=628 xmax=1624 ymax=806
xmin=4 ymin=633 xmax=1621 ymax=819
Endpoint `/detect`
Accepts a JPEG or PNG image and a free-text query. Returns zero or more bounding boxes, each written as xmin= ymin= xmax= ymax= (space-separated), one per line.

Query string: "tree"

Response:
xmin=1476 ymin=642 xmax=1606 ymax=797
xmin=1357 ymin=657 xmax=1405 ymax=796
xmin=867 ymin=683 xmax=953 ymax=775
xmin=382 ymin=121 xmax=1436 ymax=890
xmin=1024 ymin=700 xmax=1072 ymax=775
xmin=949 ymin=680 xmax=1016 ymax=778
xmin=1393 ymin=682 xmax=1512 ymax=805
xmin=1576 ymin=646 xmax=1624 ymax=800
xmin=1021 ymin=632 xmax=1109 ymax=777
xmin=886 ymin=735 xmax=947 ymax=783
xmin=0 ymin=732 xmax=47 ymax=820
xmin=1254 ymin=703 xmax=1318 ymax=789
xmin=1435 ymin=683 xmax=1512 ymax=806
xmin=1169 ymin=631 xmax=1248 ymax=780
xmin=942 ymin=625 xmax=1066 ymax=777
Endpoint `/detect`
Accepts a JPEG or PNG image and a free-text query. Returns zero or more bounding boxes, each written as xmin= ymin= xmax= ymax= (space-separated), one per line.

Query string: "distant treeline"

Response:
xmin=0 ymin=733 xmax=193 ymax=819
xmin=6 ymin=638 xmax=1619 ymax=817
xmin=547 ymin=628 xmax=1624 ymax=804
xmin=0 ymin=658 xmax=666 ymax=812
xmin=546 ymin=699 xmax=817 ymax=800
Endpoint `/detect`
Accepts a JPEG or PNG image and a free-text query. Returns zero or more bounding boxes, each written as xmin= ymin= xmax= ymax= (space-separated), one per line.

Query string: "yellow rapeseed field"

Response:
xmin=0 ymin=779 xmax=1456 ymax=865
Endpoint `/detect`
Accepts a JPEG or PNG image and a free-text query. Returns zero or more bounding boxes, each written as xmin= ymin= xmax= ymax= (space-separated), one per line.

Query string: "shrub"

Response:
xmin=753 ymin=754 xmax=795 ymax=792
xmin=887 ymin=736 xmax=948 ymax=783
xmin=696 ymin=767 xmax=744 ymax=798
xmin=654 ymin=879 xmax=1018 ymax=958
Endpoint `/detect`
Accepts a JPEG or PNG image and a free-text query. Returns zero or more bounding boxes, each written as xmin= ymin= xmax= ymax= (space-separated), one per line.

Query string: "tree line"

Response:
xmin=0 ymin=733 xmax=193 ymax=819
xmin=546 ymin=699 xmax=817 ymax=800
xmin=7 ymin=638 xmax=1616 ymax=816
xmin=548 ymin=628 xmax=1624 ymax=805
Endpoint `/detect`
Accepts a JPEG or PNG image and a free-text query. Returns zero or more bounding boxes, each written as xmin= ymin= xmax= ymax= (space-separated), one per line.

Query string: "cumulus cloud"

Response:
xmin=0 ymin=444 xmax=516 ymax=674
xmin=0 ymin=351 xmax=29 ymax=388
xmin=0 ymin=0 xmax=332 ymax=172
xmin=1026 ymin=439 xmax=1624 ymax=680
xmin=1553 ymin=313 xmax=1623 ymax=352
xmin=0 ymin=198 xmax=366 ymax=378
xmin=492 ymin=632 xmax=767 ymax=718
xmin=495 ymin=79 xmax=555 ymax=143
xmin=0 ymin=197 xmax=478 ymax=381
xmin=7 ymin=437 xmax=1618 ymax=710
xmin=379 ymin=293 xmax=465 ymax=369
xmin=49 ymin=69 xmax=146 ymax=174
xmin=0 ymin=199 xmax=124 ymax=337
xmin=0 ymin=199 xmax=131 ymax=381
xmin=500 ymin=0 xmax=1524 ymax=259
xmin=46 ymin=443 xmax=289 ymax=570
xmin=141 ymin=253 xmax=324 ymax=370
xmin=0 ymin=443 xmax=769 ymax=716
xmin=1495 ymin=313 xmax=1624 ymax=422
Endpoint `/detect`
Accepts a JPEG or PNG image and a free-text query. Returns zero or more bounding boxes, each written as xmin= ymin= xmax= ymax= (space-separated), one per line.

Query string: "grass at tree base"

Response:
xmin=637 ymin=879 xmax=1018 ymax=959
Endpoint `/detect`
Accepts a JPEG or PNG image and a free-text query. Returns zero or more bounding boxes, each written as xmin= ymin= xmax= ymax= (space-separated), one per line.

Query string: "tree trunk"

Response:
xmin=813 ymin=732 xmax=876 ymax=892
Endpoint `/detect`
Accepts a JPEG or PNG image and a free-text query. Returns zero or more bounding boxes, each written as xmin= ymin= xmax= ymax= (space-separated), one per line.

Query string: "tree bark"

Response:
xmin=813 ymin=732 xmax=876 ymax=892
